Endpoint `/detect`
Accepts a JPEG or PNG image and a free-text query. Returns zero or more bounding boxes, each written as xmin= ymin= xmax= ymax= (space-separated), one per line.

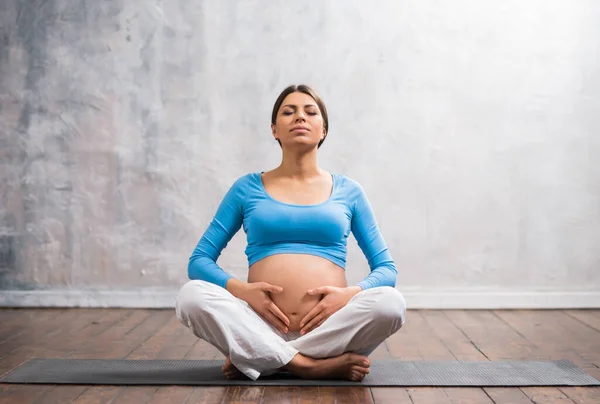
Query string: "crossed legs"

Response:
xmin=175 ymin=280 xmax=406 ymax=381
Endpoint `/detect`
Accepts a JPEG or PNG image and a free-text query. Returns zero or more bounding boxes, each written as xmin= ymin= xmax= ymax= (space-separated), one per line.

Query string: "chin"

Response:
xmin=290 ymin=139 xmax=319 ymax=148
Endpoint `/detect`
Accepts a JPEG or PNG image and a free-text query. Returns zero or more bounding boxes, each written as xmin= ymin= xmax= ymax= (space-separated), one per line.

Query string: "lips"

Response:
xmin=291 ymin=126 xmax=309 ymax=132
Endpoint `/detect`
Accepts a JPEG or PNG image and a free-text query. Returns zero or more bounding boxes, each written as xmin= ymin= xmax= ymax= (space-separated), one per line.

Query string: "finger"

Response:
xmin=303 ymin=314 xmax=327 ymax=334
xmin=308 ymin=286 xmax=330 ymax=295
xmin=261 ymin=282 xmax=283 ymax=293
xmin=264 ymin=311 xmax=288 ymax=333
xmin=309 ymin=317 xmax=327 ymax=333
xmin=303 ymin=317 xmax=326 ymax=334
xmin=300 ymin=305 xmax=323 ymax=328
xmin=302 ymin=313 xmax=325 ymax=334
xmin=268 ymin=303 xmax=290 ymax=327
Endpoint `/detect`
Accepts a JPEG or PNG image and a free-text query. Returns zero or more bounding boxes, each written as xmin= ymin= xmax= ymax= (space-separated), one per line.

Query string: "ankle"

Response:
xmin=284 ymin=353 xmax=314 ymax=372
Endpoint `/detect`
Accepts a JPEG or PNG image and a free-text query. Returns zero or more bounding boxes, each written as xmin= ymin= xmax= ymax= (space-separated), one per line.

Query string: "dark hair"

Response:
xmin=271 ymin=84 xmax=329 ymax=148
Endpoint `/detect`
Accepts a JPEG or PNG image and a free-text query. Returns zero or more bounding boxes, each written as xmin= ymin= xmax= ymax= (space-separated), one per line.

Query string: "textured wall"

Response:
xmin=1 ymin=1 xmax=599 ymax=305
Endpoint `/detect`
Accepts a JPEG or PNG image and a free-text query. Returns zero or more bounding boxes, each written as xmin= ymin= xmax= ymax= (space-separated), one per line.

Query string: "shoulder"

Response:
xmin=223 ymin=172 xmax=258 ymax=200
xmin=231 ymin=172 xmax=258 ymax=187
xmin=335 ymin=173 xmax=365 ymax=196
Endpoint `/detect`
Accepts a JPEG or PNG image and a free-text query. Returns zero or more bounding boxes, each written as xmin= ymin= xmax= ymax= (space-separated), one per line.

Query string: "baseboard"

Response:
xmin=400 ymin=288 xmax=600 ymax=309
xmin=1 ymin=287 xmax=599 ymax=309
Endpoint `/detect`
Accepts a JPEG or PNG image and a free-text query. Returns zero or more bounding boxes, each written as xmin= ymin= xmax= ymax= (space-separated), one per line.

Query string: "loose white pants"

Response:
xmin=175 ymin=280 xmax=406 ymax=380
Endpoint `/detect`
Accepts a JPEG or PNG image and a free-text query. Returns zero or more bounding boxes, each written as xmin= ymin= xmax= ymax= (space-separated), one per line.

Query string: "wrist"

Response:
xmin=346 ymin=285 xmax=362 ymax=297
xmin=225 ymin=278 xmax=248 ymax=299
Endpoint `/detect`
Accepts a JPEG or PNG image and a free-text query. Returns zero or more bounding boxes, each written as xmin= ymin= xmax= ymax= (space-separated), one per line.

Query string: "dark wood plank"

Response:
xmin=0 ymin=348 xmax=67 ymax=400
xmin=558 ymin=387 xmax=600 ymax=404
xmin=333 ymin=387 xmax=374 ymax=403
xmin=444 ymin=310 xmax=547 ymax=360
xmin=370 ymin=387 xmax=413 ymax=404
xmin=0 ymin=385 xmax=48 ymax=404
xmin=0 ymin=309 xmax=42 ymax=343
xmin=389 ymin=310 xmax=495 ymax=403
xmin=218 ymin=386 xmax=264 ymax=403
xmin=520 ymin=386 xmax=577 ymax=403
xmin=1 ymin=308 xmax=599 ymax=404
xmin=102 ymin=386 xmax=158 ymax=404
xmin=146 ymin=387 xmax=194 ymax=404
xmin=298 ymin=386 xmax=319 ymax=403
xmin=410 ymin=311 xmax=457 ymax=360
xmin=71 ymin=386 xmax=122 ymax=404
xmin=484 ymin=387 xmax=534 ymax=403
xmin=115 ymin=311 xmax=204 ymax=403
xmin=0 ymin=309 xmax=83 ymax=357
xmin=447 ymin=310 xmax=577 ymax=403
xmin=421 ymin=311 xmax=503 ymax=403
xmin=52 ymin=309 xmax=134 ymax=351
xmin=156 ymin=320 xmax=200 ymax=359
xmin=167 ymin=318 xmax=229 ymax=403
xmin=443 ymin=387 xmax=496 ymax=403
xmin=63 ymin=310 xmax=171 ymax=402
xmin=260 ymin=386 xmax=299 ymax=403
xmin=385 ymin=309 xmax=427 ymax=360
xmin=32 ymin=386 xmax=89 ymax=404
xmin=583 ymin=367 xmax=600 ymax=381
xmin=12 ymin=309 xmax=133 ymax=403
xmin=415 ymin=311 xmax=496 ymax=403
xmin=183 ymin=337 xmax=223 ymax=360
xmin=126 ymin=315 xmax=183 ymax=360
xmin=494 ymin=310 xmax=599 ymax=369
xmin=183 ymin=386 xmax=226 ymax=404
xmin=367 ymin=340 xmax=391 ymax=361
xmin=318 ymin=386 xmax=336 ymax=404
xmin=565 ymin=310 xmax=600 ymax=333
xmin=406 ymin=387 xmax=452 ymax=403
xmin=382 ymin=310 xmax=457 ymax=400
xmin=369 ymin=340 xmax=413 ymax=403
xmin=423 ymin=310 xmax=489 ymax=360
xmin=68 ymin=310 xmax=170 ymax=359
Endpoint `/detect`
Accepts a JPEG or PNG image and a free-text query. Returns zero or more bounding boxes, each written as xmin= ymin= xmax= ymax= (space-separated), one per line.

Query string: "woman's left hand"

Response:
xmin=299 ymin=286 xmax=362 ymax=335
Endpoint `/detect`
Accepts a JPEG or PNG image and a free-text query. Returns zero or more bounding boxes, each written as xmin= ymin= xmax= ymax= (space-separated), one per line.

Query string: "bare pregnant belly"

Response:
xmin=248 ymin=254 xmax=348 ymax=332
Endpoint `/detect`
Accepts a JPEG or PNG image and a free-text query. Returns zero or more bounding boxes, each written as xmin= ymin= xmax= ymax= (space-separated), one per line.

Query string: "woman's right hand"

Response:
xmin=227 ymin=279 xmax=290 ymax=333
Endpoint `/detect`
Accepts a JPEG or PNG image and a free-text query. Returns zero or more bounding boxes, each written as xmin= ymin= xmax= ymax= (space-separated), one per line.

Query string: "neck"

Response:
xmin=277 ymin=148 xmax=321 ymax=179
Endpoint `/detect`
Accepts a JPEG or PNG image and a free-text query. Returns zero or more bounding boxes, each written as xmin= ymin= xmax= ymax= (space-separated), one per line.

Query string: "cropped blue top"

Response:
xmin=188 ymin=172 xmax=397 ymax=290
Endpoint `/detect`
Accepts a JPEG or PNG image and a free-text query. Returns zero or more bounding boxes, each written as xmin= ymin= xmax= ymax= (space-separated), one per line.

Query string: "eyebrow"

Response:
xmin=282 ymin=104 xmax=318 ymax=109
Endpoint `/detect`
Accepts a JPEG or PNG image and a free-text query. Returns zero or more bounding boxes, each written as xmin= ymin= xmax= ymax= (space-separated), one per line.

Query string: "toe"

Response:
xmin=349 ymin=354 xmax=370 ymax=368
xmin=351 ymin=365 xmax=369 ymax=374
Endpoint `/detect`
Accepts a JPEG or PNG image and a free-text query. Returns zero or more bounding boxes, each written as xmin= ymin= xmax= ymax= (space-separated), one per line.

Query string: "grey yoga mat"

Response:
xmin=1 ymin=359 xmax=598 ymax=387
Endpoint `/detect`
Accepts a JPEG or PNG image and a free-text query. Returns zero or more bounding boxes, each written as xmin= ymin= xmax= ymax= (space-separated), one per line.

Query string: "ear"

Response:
xmin=271 ymin=124 xmax=278 ymax=139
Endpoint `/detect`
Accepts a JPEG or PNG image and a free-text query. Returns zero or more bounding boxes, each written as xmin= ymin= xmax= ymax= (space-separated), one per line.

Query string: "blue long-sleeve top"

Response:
xmin=188 ymin=172 xmax=397 ymax=290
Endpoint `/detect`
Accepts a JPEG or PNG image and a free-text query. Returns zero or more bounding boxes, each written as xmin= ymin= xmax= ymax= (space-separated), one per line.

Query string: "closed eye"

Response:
xmin=282 ymin=111 xmax=318 ymax=116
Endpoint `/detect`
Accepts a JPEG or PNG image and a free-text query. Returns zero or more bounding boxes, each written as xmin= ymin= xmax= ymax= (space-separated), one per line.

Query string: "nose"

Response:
xmin=295 ymin=110 xmax=307 ymax=121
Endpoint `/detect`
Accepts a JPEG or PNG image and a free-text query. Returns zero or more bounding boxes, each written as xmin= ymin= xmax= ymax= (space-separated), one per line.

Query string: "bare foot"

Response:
xmin=221 ymin=356 xmax=246 ymax=379
xmin=284 ymin=353 xmax=370 ymax=381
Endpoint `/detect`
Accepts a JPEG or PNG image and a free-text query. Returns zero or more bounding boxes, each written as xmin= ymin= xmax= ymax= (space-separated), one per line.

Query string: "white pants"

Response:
xmin=175 ymin=280 xmax=406 ymax=380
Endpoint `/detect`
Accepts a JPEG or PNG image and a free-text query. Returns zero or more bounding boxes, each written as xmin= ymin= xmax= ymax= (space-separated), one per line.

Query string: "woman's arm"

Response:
xmin=298 ymin=180 xmax=398 ymax=334
xmin=350 ymin=181 xmax=398 ymax=290
xmin=188 ymin=176 xmax=248 ymax=288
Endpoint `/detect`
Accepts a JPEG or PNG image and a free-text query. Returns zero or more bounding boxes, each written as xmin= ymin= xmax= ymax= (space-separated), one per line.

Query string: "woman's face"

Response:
xmin=272 ymin=92 xmax=326 ymax=150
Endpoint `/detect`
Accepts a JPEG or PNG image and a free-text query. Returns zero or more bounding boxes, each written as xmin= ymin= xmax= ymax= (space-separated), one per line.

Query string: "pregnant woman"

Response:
xmin=175 ymin=84 xmax=406 ymax=382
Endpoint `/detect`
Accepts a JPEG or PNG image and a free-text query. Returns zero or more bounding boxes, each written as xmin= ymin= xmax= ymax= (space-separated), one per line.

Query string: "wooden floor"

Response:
xmin=0 ymin=309 xmax=598 ymax=403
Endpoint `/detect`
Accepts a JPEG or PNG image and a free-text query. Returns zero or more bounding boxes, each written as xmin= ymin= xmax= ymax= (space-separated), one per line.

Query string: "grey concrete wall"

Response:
xmin=1 ymin=1 xmax=599 ymax=307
